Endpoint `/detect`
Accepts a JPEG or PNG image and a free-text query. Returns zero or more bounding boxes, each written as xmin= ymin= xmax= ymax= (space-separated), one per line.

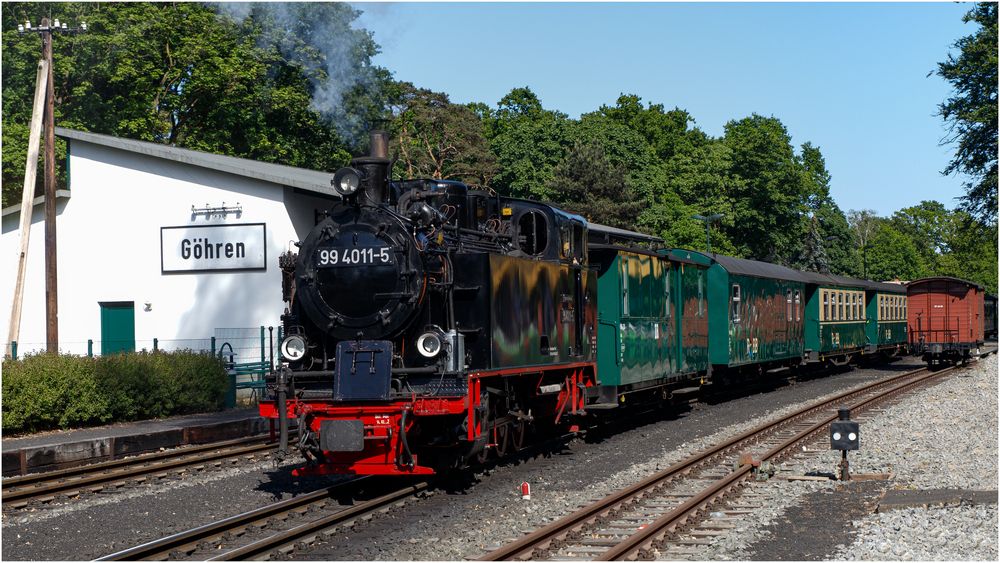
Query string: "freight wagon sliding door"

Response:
xmin=100 ymin=301 xmax=135 ymax=355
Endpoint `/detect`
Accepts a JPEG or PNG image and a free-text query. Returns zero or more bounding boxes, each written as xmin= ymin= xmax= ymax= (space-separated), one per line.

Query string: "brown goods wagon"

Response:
xmin=907 ymin=277 xmax=985 ymax=363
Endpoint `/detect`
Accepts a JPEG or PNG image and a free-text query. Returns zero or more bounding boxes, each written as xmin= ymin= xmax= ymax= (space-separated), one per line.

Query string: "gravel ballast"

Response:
xmin=3 ymin=354 xmax=996 ymax=561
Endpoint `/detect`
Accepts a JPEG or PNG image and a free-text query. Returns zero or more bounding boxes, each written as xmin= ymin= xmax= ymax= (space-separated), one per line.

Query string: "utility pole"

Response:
xmin=17 ymin=17 xmax=86 ymax=353
xmin=7 ymin=59 xmax=49 ymax=358
xmin=692 ymin=213 xmax=724 ymax=255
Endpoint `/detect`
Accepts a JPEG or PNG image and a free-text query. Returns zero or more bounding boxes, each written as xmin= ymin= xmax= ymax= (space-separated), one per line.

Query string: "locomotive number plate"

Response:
xmin=316 ymin=245 xmax=394 ymax=268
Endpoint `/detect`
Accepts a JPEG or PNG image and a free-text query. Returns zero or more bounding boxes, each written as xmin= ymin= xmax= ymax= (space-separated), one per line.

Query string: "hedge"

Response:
xmin=2 ymin=350 xmax=228 ymax=434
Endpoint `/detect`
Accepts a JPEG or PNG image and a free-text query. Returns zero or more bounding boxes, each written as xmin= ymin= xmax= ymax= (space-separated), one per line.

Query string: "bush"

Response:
xmin=1 ymin=350 xmax=227 ymax=434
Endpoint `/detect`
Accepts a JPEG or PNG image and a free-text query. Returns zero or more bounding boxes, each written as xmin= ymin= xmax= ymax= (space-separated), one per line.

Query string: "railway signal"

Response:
xmin=830 ymin=407 xmax=860 ymax=480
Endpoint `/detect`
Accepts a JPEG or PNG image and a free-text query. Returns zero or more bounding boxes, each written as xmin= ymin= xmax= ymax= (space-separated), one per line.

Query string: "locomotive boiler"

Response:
xmin=262 ymin=131 xmax=597 ymax=475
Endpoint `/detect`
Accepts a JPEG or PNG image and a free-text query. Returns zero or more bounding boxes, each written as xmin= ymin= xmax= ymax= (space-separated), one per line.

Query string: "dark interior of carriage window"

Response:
xmin=517 ymin=210 xmax=548 ymax=256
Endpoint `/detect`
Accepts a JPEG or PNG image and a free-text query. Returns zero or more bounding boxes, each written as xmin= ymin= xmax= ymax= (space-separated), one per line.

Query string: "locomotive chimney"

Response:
xmin=349 ymin=129 xmax=391 ymax=207
xmin=369 ymin=129 xmax=388 ymax=159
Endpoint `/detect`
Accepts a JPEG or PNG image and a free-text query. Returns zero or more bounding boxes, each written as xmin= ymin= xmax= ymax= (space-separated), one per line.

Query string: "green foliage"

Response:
xmin=388 ymin=83 xmax=495 ymax=187
xmin=2 ymin=2 xmax=387 ymax=206
xmin=1 ymin=351 xmax=227 ymax=434
xmin=547 ymin=140 xmax=644 ymax=230
xmin=937 ymin=2 xmax=998 ymax=224
xmin=865 ymin=222 xmax=929 ymax=282
xmin=484 ymin=87 xmax=575 ymax=200
xmin=721 ymin=114 xmax=809 ymax=263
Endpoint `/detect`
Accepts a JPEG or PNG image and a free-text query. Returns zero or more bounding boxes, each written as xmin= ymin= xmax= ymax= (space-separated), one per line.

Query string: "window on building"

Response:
xmin=731 ymin=284 xmax=741 ymax=322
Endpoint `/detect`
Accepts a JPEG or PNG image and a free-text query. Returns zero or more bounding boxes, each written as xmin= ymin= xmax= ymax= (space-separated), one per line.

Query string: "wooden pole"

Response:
xmin=43 ymin=18 xmax=59 ymax=353
xmin=7 ymin=58 xmax=50 ymax=357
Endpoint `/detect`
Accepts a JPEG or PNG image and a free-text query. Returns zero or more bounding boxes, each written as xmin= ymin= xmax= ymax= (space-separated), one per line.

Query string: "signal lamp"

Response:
xmin=331 ymin=167 xmax=362 ymax=197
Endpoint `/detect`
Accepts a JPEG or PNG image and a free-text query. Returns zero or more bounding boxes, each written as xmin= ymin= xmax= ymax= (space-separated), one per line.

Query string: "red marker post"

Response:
xmin=521 ymin=481 xmax=531 ymax=500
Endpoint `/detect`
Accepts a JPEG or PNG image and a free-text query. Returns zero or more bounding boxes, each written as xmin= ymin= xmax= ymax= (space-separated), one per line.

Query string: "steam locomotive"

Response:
xmin=262 ymin=131 xmax=597 ymax=475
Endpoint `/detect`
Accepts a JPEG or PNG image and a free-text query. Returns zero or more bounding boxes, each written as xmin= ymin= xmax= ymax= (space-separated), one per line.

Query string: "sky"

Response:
xmin=354 ymin=1 xmax=977 ymax=218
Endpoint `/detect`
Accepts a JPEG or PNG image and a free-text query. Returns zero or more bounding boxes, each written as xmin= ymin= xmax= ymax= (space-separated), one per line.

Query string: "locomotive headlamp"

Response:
xmin=332 ymin=167 xmax=362 ymax=197
xmin=416 ymin=331 xmax=444 ymax=358
xmin=280 ymin=334 xmax=308 ymax=362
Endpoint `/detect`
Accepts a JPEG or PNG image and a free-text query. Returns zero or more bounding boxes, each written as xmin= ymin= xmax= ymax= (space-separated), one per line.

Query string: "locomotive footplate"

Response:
xmin=334 ymin=340 xmax=392 ymax=401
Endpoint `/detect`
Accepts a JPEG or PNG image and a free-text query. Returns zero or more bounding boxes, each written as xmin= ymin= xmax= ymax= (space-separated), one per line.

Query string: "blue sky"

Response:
xmin=354 ymin=2 xmax=976 ymax=217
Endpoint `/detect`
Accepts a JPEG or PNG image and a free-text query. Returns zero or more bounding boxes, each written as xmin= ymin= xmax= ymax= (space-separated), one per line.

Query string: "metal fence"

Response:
xmin=6 ymin=326 xmax=279 ymax=366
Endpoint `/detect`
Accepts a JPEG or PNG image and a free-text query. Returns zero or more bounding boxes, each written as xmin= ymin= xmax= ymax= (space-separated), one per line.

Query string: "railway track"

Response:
xmin=2 ymin=435 xmax=277 ymax=510
xmin=480 ymin=360 xmax=978 ymax=561
xmin=97 ymin=476 xmax=429 ymax=561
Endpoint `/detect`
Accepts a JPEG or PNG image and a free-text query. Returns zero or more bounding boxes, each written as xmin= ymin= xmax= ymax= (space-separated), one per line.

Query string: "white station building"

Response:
xmin=1 ymin=128 xmax=340 ymax=357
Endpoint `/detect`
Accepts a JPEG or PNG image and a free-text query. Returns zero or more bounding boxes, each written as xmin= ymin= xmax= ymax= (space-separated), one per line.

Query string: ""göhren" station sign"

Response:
xmin=160 ymin=223 xmax=266 ymax=273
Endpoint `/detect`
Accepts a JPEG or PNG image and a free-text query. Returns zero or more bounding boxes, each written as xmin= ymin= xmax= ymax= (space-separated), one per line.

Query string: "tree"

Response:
xmin=485 ymin=87 xmax=574 ymax=200
xmin=865 ymin=222 xmax=929 ymax=282
xmin=937 ymin=2 xmax=998 ymax=224
xmin=847 ymin=209 xmax=880 ymax=278
xmin=388 ymin=83 xmax=495 ymax=187
xmin=547 ymin=140 xmax=644 ymax=230
xmin=721 ymin=115 xmax=809 ymax=263
xmin=2 ymin=2 xmax=388 ymax=206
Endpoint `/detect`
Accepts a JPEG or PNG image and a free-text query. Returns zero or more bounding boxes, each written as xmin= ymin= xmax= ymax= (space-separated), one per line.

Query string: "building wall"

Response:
xmin=1 ymin=140 xmax=334 ymax=356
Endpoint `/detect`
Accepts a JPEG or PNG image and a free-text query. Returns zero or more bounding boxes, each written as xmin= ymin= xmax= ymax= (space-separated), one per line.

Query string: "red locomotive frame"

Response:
xmin=261 ymin=362 xmax=595 ymax=476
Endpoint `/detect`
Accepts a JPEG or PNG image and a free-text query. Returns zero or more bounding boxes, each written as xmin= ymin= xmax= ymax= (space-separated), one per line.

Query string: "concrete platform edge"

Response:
xmin=2 ymin=417 xmax=273 ymax=477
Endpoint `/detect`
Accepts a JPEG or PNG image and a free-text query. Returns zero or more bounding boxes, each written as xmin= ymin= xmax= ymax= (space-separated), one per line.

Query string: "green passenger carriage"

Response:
xmin=864 ymin=281 xmax=908 ymax=355
xmin=670 ymin=251 xmax=807 ymax=374
xmin=587 ymin=225 xmax=708 ymax=408
xmin=801 ymin=273 xmax=869 ymax=364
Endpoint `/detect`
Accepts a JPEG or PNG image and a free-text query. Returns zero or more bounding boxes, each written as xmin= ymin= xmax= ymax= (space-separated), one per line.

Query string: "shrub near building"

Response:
xmin=1 ymin=351 xmax=228 ymax=434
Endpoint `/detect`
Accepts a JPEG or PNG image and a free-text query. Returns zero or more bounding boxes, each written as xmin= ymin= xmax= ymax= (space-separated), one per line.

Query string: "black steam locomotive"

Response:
xmin=265 ymin=131 xmax=597 ymax=475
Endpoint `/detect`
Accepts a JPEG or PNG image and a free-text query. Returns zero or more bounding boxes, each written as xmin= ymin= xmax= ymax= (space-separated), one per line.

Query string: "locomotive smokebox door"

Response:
xmin=334 ymin=340 xmax=392 ymax=401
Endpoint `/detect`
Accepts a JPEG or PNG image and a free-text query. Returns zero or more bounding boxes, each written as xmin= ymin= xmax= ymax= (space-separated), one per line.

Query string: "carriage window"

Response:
xmin=731 ymin=284 xmax=741 ymax=322
xmin=622 ymin=259 xmax=630 ymax=316
xmin=698 ymin=271 xmax=704 ymax=317
xmin=786 ymin=289 xmax=792 ymax=321
xmin=794 ymin=289 xmax=801 ymax=321
xmin=838 ymin=292 xmax=844 ymax=320
xmin=823 ymin=291 xmax=829 ymax=321
xmin=517 ymin=210 xmax=548 ymax=256
xmin=850 ymin=293 xmax=856 ymax=320
xmin=879 ymin=296 xmax=884 ymax=320
xmin=664 ymin=269 xmax=671 ymax=318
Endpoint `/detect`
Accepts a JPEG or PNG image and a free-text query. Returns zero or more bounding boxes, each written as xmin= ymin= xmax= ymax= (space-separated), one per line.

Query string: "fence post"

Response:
xmin=87 ymin=339 xmax=93 ymax=358
xmin=153 ymin=338 xmax=158 ymax=352
xmin=268 ymin=326 xmax=274 ymax=372
xmin=260 ymin=325 xmax=265 ymax=364
xmin=211 ymin=336 xmax=216 ymax=357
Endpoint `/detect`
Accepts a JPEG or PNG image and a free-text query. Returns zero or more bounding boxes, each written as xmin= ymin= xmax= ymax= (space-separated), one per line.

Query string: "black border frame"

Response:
xmin=160 ymin=223 xmax=267 ymax=274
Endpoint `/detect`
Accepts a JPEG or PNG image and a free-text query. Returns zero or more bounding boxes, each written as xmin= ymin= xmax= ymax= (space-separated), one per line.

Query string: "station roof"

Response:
xmin=56 ymin=127 xmax=340 ymax=198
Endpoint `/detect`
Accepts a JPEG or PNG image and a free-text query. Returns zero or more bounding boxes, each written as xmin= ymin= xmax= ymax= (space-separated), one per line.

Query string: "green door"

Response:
xmin=100 ymin=301 xmax=135 ymax=354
